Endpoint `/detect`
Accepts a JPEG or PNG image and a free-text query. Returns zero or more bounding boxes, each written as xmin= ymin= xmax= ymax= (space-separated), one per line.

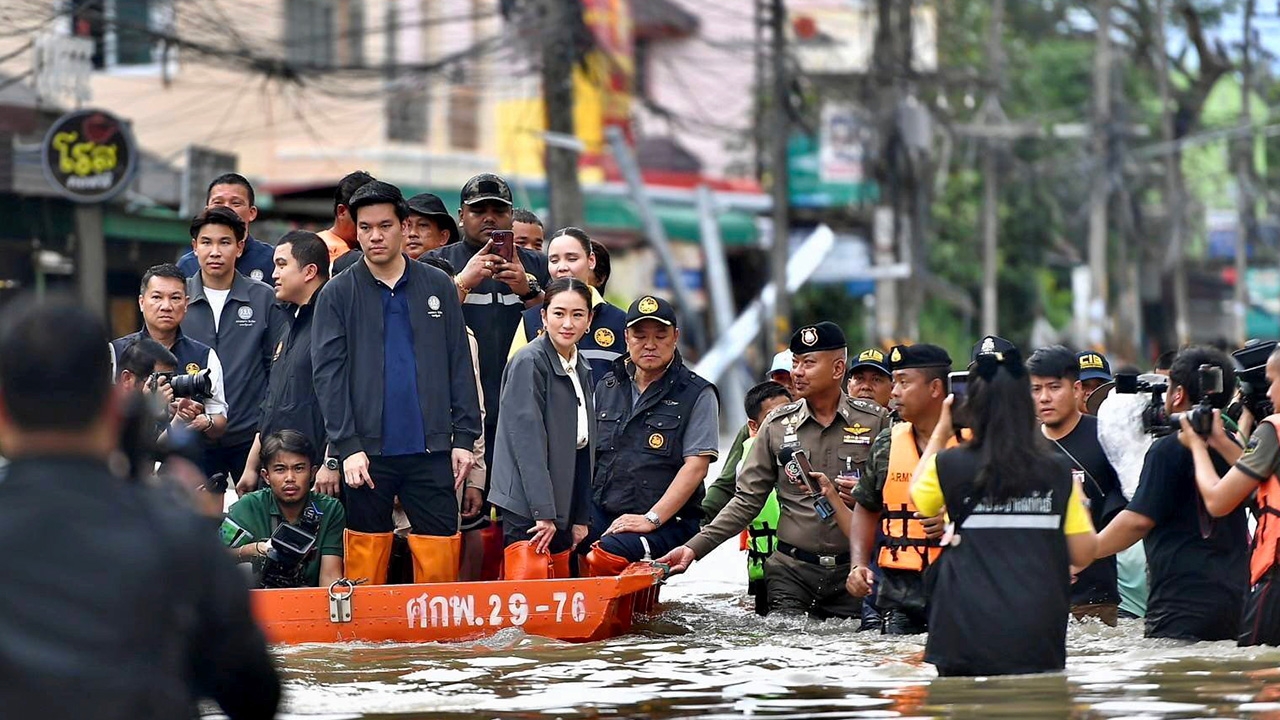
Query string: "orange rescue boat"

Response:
xmin=251 ymin=564 xmax=664 ymax=645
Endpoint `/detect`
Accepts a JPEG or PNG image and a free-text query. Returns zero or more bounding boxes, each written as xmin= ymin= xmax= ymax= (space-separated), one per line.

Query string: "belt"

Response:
xmin=776 ymin=541 xmax=850 ymax=568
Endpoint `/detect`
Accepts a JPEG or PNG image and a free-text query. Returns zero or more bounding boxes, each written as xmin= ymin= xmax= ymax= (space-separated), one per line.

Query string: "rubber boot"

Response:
xmin=583 ymin=542 xmax=631 ymax=577
xmin=479 ymin=521 xmax=506 ymax=581
xmin=343 ymin=529 xmax=395 ymax=586
xmin=550 ymin=550 xmax=572 ymax=579
xmin=407 ymin=533 xmax=462 ymax=584
xmin=503 ymin=541 xmax=551 ymax=580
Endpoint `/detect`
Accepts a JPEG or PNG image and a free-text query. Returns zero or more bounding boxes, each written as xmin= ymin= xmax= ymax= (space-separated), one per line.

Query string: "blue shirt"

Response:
xmin=177 ymin=235 xmax=276 ymax=284
xmin=380 ymin=274 xmax=427 ymax=456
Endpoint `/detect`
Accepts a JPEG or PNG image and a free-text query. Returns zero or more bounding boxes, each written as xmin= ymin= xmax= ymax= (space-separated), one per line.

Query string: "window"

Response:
xmin=71 ymin=0 xmax=176 ymax=72
xmin=284 ymin=0 xmax=364 ymax=69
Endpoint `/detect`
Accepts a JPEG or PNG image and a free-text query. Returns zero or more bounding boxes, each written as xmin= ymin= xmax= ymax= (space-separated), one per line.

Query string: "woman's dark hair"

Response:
xmin=260 ymin=429 xmax=318 ymax=467
xmin=589 ymin=239 xmax=611 ymax=293
xmin=542 ymin=277 xmax=593 ymax=312
xmin=549 ymin=226 xmax=592 ymax=255
xmin=189 ymin=206 xmax=246 ymax=242
xmin=965 ymin=354 xmax=1057 ymax=502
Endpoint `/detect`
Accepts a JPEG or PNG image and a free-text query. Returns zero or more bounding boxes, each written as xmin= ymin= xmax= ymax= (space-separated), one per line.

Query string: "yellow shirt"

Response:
xmin=910 ymin=455 xmax=1094 ymax=535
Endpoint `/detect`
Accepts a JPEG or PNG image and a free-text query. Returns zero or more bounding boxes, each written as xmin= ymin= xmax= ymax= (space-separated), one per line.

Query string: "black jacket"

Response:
xmin=259 ymin=300 xmax=326 ymax=455
xmin=0 ymin=456 xmax=278 ymax=719
xmin=312 ymin=256 xmax=482 ymax=460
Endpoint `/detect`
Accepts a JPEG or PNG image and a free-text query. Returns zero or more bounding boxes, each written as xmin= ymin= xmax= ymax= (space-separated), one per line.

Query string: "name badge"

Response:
xmin=783 ymin=433 xmax=798 ymax=444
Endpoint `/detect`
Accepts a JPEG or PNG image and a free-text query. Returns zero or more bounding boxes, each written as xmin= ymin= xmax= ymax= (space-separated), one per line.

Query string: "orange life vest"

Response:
xmin=1250 ymin=417 xmax=1280 ymax=585
xmin=878 ymin=422 xmax=952 ymax=571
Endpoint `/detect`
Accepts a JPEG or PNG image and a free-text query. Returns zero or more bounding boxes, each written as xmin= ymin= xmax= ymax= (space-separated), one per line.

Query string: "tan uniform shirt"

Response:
xmin=687 ymin=394 xmax=888 ymax=558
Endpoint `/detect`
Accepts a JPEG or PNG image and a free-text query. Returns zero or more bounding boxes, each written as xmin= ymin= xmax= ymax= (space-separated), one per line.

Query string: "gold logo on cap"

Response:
xmin=800 ymin=327 xmax=818 ymax=346
xmin=859 ymin=349 xmax=883 ymax=363
xmin=594 ymin=328 xmax=615 ymax=347
xmin=1079 ymin=354 xmax=1104 ymax=370
xmin=648 ymin=432 xmax=665 ymax=449
xmin=890 ymin=347 xmax=902 ymax=363
xmin=185 ymin=363 xmax=200 ymax=375
xmin=638 ymin=296 xmax=659 ymax=314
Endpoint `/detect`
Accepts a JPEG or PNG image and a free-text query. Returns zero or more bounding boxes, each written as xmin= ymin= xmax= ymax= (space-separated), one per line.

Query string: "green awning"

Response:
xmin=104 ymin=206 xmax=191 ymax=244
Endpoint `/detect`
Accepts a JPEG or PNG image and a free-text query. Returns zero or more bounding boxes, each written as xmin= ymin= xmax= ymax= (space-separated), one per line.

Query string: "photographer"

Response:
xmin=116 ymin=337 xmax=178 ymax=408
xmin=1178 ymin=343 xmax=1280 ymax=646
xmin=0 ymin=296 xmax=278 ymax=718
xmin=222 ymin=430 xmax=345 ymax=588
xmin=1095 ymin=346 xmax=1249 ymax=641
xmin=909 ymin=339 xmax=1096 ymax=677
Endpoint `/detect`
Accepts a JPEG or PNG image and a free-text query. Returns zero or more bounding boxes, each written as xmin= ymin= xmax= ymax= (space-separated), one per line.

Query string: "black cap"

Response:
xmin=850 ymin=347 xmax=890 ymax=376
xmin=406 ymin=192 xmax=460 ymax=241
xmin=460 ymin=173 xmax=513 ymax=206
xmin=626 ymin=295 xmax=678 ymax=328
xmin=1077 ymin=351 xmax=1113 ymax=382
xmin=888 ymin=344 xmax=952 ymax=372
xmin=971 ymin=335 xmax=1018 ymax=362
xmin=790 ymin=321 xmax=847 ymax=354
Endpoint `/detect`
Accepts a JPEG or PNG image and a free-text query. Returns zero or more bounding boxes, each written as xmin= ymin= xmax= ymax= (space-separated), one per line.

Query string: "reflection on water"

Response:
xmin=258 ymin=542 xmax=1280 ymax=719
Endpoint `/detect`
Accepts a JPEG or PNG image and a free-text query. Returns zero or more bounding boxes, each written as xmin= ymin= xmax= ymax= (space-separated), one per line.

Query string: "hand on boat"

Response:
xmin=656 ymin=546 xmax=695 ymax=574
xmin=452 ymin=448 xmax=475 ymax=490
xmin=314 ymin=466 xmax=341 ymax=496
xmin=528 ymin=520 xmax=556 ymax=554
xmin=344 ymin=452 xmax=374 ymax=489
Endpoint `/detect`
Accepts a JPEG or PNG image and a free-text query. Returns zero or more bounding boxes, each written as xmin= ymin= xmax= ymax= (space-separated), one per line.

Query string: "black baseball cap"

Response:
xmin=1077 ymin=351 xmax=1113 ymax=382
xmin=406 ymin=192 xmax=460 ymax=241
xmin=850 ymin=347 xmax=890 ymax=377
xmin=889 ymin=344 xmax=952 ymax=372
xmin=626 ymin=295 xmax=678 ymax=328
xmin=460 ymin=173 xmax=513 ymax=206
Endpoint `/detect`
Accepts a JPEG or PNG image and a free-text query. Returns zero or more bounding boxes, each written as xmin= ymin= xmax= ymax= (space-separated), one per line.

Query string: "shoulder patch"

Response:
xmin=763 ymin=400 xmax=802 ymax=425
xmin=850 ymin=398 xmax=888 ymax=416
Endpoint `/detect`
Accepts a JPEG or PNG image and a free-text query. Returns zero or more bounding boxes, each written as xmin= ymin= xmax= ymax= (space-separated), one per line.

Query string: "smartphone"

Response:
xmin=489 ymin=230 xmax=515 ymax=262
xmin=792 ymin=448 xmax=819 ymax=494
xmin=948 ymin=371 xmax=969 ymax=405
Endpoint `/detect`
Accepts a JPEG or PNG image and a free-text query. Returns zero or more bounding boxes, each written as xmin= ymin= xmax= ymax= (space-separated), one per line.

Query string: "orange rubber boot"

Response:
xmin=549 ymin=550 xmax=572 ymax=579
xmin=343 ymin=529 xmax=395 ymax=586
xmin=407 ymin=533 xmax=462 ymax=584
xmin=503 ymin=541 xmax=551 ymax=580
xmin=583 ymin=543 xmax=631 ymax=577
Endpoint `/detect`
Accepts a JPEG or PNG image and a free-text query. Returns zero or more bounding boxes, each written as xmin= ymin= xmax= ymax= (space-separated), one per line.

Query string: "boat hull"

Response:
xmin=251 ymin=566 xmax=661 ymax=645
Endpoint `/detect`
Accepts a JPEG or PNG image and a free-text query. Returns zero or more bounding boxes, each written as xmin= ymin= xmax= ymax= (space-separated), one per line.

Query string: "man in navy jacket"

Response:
xmin=312 ymin=181 xmax=481 ymax=585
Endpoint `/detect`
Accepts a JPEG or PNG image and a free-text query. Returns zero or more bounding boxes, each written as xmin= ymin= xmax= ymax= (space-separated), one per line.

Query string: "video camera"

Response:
xmin=1233 ymin=340 xmax=1276 ymax=419
xmin=259 ymin=520 xmax=319 ymax=589
xmin=1114 ymin=364 xmax=1223 ymax=437
xmin=780 ymin=447 xmax=836 ymax=520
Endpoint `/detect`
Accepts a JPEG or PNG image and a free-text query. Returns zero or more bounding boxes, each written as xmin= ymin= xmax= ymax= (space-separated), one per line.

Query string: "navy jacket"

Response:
xmin=259 ymin=301 xmax=326 ymax=456
xmin=177 ymin=235 xmax=276 ymax=284
xmin=312 ymin=256 xmax=481 ymax=460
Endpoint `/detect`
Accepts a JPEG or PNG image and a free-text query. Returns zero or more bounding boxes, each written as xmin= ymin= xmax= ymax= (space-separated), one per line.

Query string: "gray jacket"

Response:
xmin=488 ymin=333 xmax=594 ymax=529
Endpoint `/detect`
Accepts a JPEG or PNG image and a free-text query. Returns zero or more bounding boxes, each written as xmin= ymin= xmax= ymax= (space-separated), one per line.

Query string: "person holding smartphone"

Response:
xmin=488 ymin=279 xmax=596 ymax=579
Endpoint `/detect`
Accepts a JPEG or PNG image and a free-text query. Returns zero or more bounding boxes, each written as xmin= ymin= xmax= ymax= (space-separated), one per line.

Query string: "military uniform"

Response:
xmin=687 ymin=322 xmax=889 ymax=617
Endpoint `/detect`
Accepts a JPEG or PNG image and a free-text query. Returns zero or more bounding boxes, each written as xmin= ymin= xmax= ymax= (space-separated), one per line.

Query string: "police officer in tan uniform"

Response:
xmin=660 ymin=322 xmax=888 ymax=618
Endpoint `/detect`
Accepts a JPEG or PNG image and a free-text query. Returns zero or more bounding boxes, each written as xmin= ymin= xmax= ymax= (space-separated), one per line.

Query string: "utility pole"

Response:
xmin=1088 ymin=0 xmax=1112 ymax=351
xmin=1154 ymin=0 xmax=1190 ymax=347
xmin=541 ymin=0 xmax=584 ymax=229
xmin=980 ymin=0 xmax=1005 ymax=337
xmin=1235 ymin=0 xmax=1257 ymax=345
xmin=768 ymin=0 xmax=791 ymax=352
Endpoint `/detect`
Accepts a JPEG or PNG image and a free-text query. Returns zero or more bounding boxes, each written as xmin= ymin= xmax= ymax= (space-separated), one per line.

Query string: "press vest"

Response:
xmin=879 ymin=422 xmax=949 ymax=571
xmin=1250 ymin=416 xmax=1280 ymax=585
xmin=593 ymin=355 xmax=712 ymax=520
xmin=926 ymin=448 xmax=1072 ymax=675
xmin=522 ymin=299 xmax=627 ymax=384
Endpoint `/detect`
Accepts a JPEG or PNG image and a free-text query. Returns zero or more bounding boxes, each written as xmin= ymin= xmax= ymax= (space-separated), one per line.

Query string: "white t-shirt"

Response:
xmin=205 ymin=287 xmax=231 ymax=332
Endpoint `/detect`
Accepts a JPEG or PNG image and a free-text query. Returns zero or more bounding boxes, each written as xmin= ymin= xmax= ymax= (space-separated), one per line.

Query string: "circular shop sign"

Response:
xmin=41 ymin=109 xmax=139 ymax=203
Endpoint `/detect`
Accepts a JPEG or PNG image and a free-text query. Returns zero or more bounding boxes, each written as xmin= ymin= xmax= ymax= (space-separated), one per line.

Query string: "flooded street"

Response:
xmin=263 ymin=540 xmax=1280 ymax=719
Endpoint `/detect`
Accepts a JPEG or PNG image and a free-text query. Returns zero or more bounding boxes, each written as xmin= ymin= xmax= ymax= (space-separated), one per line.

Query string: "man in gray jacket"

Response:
xmin=312 ymin=181 xmax=481 ymax=585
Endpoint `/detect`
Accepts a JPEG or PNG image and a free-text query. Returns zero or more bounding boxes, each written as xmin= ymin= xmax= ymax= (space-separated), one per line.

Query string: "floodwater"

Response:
xmin=252 ymin=539 xmax=1280 ymax=719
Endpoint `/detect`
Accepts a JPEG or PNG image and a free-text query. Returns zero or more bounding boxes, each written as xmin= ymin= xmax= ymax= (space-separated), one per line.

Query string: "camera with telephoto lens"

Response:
xmin=1233 ymin=340 xmax=1276 ymax=419
xmin=1114 ymin=364 xmax=1223 ymax=437
xmin=169 ymin=368 xmax=212 ymax=400
xmin=258 ymin=521 xmax=319 ymax=589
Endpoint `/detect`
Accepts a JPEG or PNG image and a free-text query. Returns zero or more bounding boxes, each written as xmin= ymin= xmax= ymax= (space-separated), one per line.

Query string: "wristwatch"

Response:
xmin=644 ymin=511 xmax=662 ymax=527
xmin=324 ymin=457 xmax=340 ymax=472
xmin=519 ymin=275 xmax=542 ymax=302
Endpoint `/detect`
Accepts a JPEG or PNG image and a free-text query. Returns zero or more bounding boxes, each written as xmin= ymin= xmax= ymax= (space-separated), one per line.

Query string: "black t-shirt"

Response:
xmin=1127 ymin=434 xmax=1249 ymax=641
xmin=1048 ymin=415 xmax=1124 ymax=605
